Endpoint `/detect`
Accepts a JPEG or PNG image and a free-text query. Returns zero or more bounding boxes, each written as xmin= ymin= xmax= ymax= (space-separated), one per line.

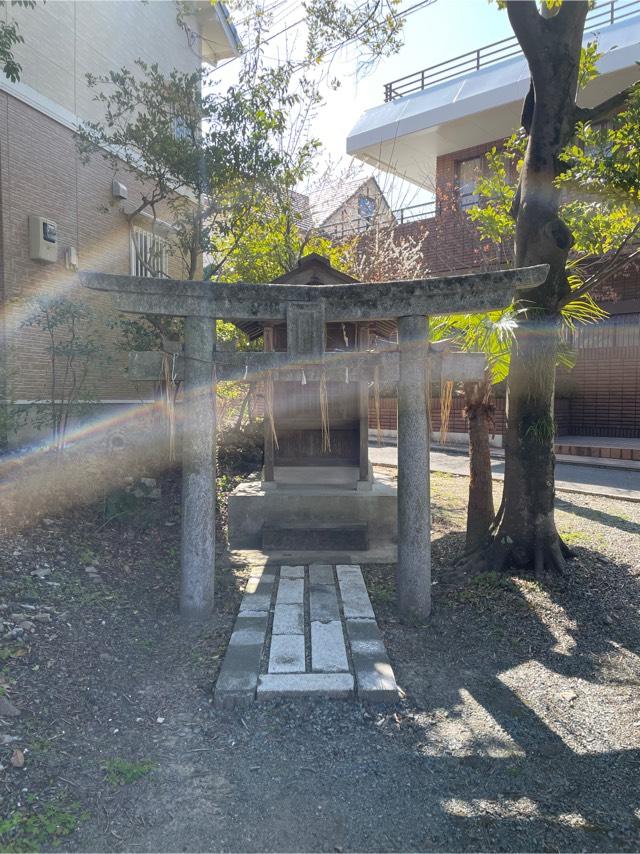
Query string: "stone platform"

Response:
xmin=227 ymin=479 xmax=397 ymax=550
xmin=214 ymin=564 xmax=399 ymax=708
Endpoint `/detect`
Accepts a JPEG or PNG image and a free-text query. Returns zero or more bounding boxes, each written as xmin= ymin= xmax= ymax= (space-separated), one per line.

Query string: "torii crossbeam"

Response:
xmin=82 ymin=265 xmax=547 ymax=622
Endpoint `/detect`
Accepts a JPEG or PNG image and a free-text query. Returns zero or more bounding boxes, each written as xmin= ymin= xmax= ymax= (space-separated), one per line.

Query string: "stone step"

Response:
xmin=262 ymin=522 xmax=368 ymax=551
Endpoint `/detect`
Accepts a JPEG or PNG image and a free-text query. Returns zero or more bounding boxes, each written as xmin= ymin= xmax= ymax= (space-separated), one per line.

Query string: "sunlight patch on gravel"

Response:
xmin=597 ymin=640 xmax=640 ymax=684
xmin=499 ymin=662 xmax=640 ymax=755
xmin=417 ymin=688 xmax=525 ymax=759
xmin=442 ymin=796 xmax=539 ymax=819
xmin=513 ymin=580 xmax=578 ymax=655
xmin=442 ymin=799 xmax=605 ymax=832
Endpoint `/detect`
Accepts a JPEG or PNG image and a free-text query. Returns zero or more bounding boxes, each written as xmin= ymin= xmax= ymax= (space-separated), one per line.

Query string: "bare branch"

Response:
xmin=575 ymin=84 xmax=638 ymax=125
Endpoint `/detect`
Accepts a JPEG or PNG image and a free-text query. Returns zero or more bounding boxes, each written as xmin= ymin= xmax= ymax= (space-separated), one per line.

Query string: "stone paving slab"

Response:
xmin=214 ymin=642 xmax=264 ymax=709
xmin=276 ymin=578 xmax=304 ymax=604
xmin=280 ymin=565 xmax=305 ymax=579
xmin=268 ymin=634 xmax=306 ymax=673
xmin=214 ymin=564 xmax=398 ymax=708
xmin=257 ymin=672 xmax=354 ymax=699
xmin=309 ymin=583 xmax=340 ymax=621
xmin=346 ymin=618 xmax=398 ymax=703
xmin=309 ymin=564 xmax=334 ymax=584
xmin=337 ymin=565 xmax=376 ymax=619
xmin=311 ymin=620 xmax=349 ymax=672
xmin=239 ymin=575 xmax=275 ymax=612
xmin=239 ymin=592 xmax=272 ymax=611
xmin=272 ymin=603 xmax=304 ymax=635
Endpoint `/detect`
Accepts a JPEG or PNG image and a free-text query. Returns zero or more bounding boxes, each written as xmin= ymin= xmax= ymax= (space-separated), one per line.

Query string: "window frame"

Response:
xmin=130 ymin=226 xmax=170 ymax=278
xmin=455 ymin=155 xmax=484 ymax=211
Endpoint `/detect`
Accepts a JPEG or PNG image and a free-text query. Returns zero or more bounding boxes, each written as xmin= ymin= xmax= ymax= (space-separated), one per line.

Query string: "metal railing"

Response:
xmin=384 ymin=0 xmax=640 ymax=102
xmin=319 ymin=200 xmax=439 ymax=240
xmin=393 ymin=199 xmax=438 ymax=224
xmin=318 ymin=194 xmax=486 ymax=240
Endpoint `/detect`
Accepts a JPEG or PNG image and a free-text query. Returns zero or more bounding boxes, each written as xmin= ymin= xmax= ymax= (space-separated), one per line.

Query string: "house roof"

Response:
xmin=308 ymin=177 xmax=378 ymax=227
xmin=290 ymin=190 xmax=314 ymax=233
xmin=290 ymin=176 xmax=388 ymax=233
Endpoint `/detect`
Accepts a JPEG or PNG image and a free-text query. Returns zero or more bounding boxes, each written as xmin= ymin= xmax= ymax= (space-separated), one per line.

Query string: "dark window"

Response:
xmin=455 ymin=156 xmax=483 ymax=210
xmin=358 ymin=194 xmax=376 ymax=221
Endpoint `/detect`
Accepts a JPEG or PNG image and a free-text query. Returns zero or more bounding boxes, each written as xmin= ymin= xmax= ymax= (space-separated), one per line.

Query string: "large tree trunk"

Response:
xmin=464 ymin=379 xmax=495 ymax=553
xmin=469 ymin=1 xmax=588 ymax=575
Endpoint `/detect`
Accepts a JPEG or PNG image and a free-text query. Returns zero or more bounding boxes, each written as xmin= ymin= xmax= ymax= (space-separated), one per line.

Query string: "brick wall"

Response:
xmin=359 ymin=138 xmax=640 ymax=440
xmin=0 ymin=94 xmax=186 ymax=404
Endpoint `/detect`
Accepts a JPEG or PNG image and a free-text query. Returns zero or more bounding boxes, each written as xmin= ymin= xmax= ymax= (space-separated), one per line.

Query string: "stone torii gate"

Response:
xmin=82 ymin=265 xmax=547 ymax=621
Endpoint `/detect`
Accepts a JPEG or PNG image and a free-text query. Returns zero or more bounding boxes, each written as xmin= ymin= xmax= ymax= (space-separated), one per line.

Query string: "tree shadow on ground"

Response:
xmin=556 ymin=496 xmax=640 ymax=535
xmin=369 ymin=530 xmax=640 ymax=850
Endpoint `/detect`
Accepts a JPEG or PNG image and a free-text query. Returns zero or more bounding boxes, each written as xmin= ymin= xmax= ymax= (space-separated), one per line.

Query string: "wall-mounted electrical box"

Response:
xmin=65 ymin=246 xmax=78 ymax=271
xmin=112 ymin=179 xmax=128 ymax=200
xmin=29 ymin=215 xmax=58 ymax=263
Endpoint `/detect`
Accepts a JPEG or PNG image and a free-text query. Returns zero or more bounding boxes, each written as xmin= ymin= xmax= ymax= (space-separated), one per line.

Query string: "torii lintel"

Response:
xmin=80 ymin=265 xmax=548 ymax=322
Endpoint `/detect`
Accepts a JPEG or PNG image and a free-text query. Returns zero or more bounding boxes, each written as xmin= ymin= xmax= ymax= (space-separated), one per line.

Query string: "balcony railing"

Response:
xmin=319 ymin=195 xmax=485 ymax=240
xmin=384 ymin=0 xmax=640 ymax=102
xmin=393 ymin=199 xmax=438 ymax=224
xmin=319 ymin=200 xmax=438 ymax=240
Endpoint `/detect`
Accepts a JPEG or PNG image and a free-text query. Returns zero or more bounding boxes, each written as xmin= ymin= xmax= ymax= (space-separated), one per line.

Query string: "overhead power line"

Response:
xmin=214 ymin=0 xmax=439 ymax=72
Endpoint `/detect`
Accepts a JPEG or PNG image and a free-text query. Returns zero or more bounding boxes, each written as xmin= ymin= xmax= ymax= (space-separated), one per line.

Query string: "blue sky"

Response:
xmin=218 ymin=0 xmax=516 ymax=208
xmin=313 ymin=0 xmax=512 ymax=161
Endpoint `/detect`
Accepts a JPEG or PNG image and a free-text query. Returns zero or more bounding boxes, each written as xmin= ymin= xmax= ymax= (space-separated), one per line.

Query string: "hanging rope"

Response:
xmin=320 ymin=369 xmax=331 ymax=453
xmin=341 ymin=323 xmax=349 ymax=348
xmin=264 ymin=370 xmax=279 ymax=450
xmin=425 ymin=354 xmax=432 ymax=447
xmin=440 ymin=379 xmax=454 ymax=446
xmin=162 ymin=352 xmax=177 ymax=463
xmin=373 ymin=364 xmax=382 ymax=448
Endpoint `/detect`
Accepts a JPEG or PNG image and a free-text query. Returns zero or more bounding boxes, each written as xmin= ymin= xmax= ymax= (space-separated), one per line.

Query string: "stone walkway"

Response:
xmin=214 ymin=564 xmax=398 ymax=708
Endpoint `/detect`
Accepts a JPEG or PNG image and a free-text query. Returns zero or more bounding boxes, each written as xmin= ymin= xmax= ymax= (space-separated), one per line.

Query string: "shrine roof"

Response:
xmin=270 ymin=253 xmax=357 ymax=286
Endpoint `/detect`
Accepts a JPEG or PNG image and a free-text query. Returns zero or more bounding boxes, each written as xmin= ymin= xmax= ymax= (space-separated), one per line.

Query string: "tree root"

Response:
xmin=455 ymin=529 xmax=575 ymax=579
xmin=559 ymin=537 xmax=576 ymax=560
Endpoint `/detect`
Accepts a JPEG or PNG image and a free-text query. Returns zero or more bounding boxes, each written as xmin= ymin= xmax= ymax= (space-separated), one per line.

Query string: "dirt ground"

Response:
xmin=0 ymin=467 xmax=639 ymax=852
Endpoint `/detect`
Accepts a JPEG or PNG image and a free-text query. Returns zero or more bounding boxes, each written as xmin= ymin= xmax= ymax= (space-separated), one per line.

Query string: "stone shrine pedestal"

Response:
xmin=227 ymin=473 xmax=397 ymax=553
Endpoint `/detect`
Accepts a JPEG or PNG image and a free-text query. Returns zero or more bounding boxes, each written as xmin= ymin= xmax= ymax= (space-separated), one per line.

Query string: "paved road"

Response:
xmin=370 ymin=444 xmax=640 ymax=501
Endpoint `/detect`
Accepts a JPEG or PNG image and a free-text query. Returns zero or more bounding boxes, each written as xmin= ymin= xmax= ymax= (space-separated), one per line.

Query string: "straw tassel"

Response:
xmin=162 ymin=351 xmax=177 ymax=463
xmin=425 ymin=356 xmax=432 ymax=446
xmin=373 ymin=364 xmax=382 ymax=448
xmin=320 ymin=369 xmax=331 ymax=453
xmin=265 ymin=370 xmax=279 ymax=450
xmin=440 ymin=379 xmax=454 ymax=446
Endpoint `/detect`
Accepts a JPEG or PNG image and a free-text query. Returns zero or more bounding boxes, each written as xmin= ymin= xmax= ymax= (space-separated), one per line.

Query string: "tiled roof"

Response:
xmin=308 ymin=177 xmax=372 ymax=227
xmin=291 ymin=177 xmax=378 ymax=232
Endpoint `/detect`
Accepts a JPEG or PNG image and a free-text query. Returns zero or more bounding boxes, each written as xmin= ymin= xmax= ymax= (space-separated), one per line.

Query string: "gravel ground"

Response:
xmin=0 ymin=468 xmax=638 ymax=852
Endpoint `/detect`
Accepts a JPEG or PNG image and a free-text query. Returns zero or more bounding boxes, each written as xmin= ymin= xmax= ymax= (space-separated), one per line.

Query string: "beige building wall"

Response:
xmin=0 ymin=1 xmax=234 ymax=440
xmin=6 ymin=1 xmax=201 ymax=124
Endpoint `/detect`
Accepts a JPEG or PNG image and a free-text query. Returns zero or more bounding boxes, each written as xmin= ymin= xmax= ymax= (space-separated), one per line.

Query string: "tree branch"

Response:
xmin=575 ymin=84 xmax=638 ymax=125
xmin=506 ymin=1 xmax=543 ymax=72
xmin=521 ymin=80 xmax=535 ymax=134
xmin=558 ymin=219 xmax=640 ymax=307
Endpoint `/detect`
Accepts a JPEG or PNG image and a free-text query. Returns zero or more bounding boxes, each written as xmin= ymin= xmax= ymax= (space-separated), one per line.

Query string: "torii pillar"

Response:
xmin=181 ymin=316 xmax=216 ymax=618
xmin=397 ymin=314 xmax=430 ymax=619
